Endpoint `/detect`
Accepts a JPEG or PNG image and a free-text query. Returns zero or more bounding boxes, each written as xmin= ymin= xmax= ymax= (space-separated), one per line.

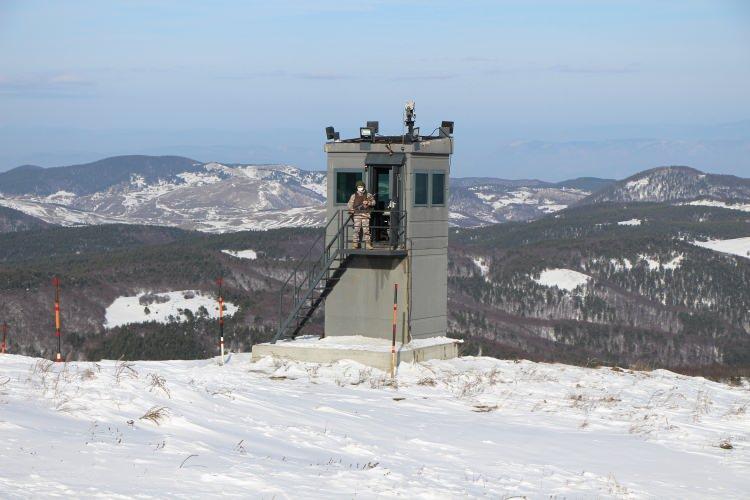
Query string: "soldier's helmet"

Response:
xmin=355 ymin=180 xmax=365 ymax=189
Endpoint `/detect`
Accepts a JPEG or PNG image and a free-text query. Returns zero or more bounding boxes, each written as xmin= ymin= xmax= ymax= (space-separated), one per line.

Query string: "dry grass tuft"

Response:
xmin=416 ymin=377 xmax=437 ymax=387
xmin=80 ymin=368 xmax=97 ymax=381
xmin=147 ymin=373 xmax=171 ymax=399
xmin=115 ymin=358 xmax=138 ymax=383
xmin=472 ymin=404 xmax=498 ymax=413
xmin=140 ymin=406 xmax=170 ymax=426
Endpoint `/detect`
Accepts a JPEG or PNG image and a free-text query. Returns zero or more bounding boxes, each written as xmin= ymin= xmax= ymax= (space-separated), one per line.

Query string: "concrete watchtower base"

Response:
xmin=251 ymin=336 xmax=460 ymax=372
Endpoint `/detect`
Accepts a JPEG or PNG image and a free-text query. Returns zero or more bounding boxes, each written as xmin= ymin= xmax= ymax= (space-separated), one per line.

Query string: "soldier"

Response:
xmin=347 ymin=180 xmax=375 ymax=249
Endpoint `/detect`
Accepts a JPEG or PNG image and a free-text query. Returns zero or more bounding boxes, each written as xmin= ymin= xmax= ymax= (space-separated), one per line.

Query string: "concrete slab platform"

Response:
xmin=251 ymin=335 xmax=460 ymax=372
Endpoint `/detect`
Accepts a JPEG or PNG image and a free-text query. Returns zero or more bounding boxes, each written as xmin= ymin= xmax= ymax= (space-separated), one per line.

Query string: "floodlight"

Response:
xmin=411 ymin=127 xmax=420 ymax=140
xmin=366 ymin=121 xmax=379 ymax=134
xmin=360 ymin=127 xmax=374 ymax=141
xmin=333 ymin=131 xmax=340 ymax=141
xmin=441 ymin=121 xmax=454 ymax=134
xmin=325 ymin=126 xmax=335 ymax=140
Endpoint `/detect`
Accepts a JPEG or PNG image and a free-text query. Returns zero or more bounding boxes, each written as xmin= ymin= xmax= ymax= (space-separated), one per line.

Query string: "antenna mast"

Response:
xmin=404 ymin=100 xmax=416 ymax=137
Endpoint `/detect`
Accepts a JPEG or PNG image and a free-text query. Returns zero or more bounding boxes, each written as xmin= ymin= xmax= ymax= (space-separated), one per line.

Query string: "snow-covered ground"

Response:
xmin=471 ymin=256 xmax=491 ymax=281
xmin=534 ymin=268 xmax=591 ymax=291
xmin=691 ymin=237 xmax=750 ymax=260
xmin=104 ymin=290 xmax=238 ymax=328
xmin=638 ymin=253 xmax=684 ymax=271
xmin=0 ymin=354 xmax=747 ymax=498
xmin=221 ymin=249 xmax=258 ymax=260
xmin=468 ymin=187 xmax=576 ymax=218
xmin=684 ymin=200 xmax=750 ymax=213
xmin=618 ymin=218 xmax=642 ymax=226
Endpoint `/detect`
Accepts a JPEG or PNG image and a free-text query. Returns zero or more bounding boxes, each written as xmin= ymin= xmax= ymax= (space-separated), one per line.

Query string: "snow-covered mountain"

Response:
xmin=0 ymin=156 xmax=607 ymax=231
xmin=1 ymin=352 xmax=747 ymax=497
xmin=581 ymin=166 xmax=750 ymax=205
xmin=4 ymin=157 xmax=748 ymax=233
xmin=449 ymin=178 xmax=597 ymax=225
xmin=0 ymin=158 xmax=327 ymax=232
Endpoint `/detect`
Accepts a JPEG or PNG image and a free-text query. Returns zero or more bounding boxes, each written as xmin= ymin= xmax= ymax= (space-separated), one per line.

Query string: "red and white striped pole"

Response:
xmin=217 ymin=277 xmax=225 ymax=365
xmin=52 ymin=277 xmax=62 ymax=362
xmin=1 ymin=321 xmax=7 ymax=354
xmin=391 ymin=283 xmax=398 ymax=378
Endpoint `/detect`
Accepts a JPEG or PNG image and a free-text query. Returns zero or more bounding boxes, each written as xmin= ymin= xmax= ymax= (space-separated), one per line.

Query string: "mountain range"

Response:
xmin=0 ymin=155 xmax=617 ymax=231
xmin=2 ymin=156 xmax=749 ymax=234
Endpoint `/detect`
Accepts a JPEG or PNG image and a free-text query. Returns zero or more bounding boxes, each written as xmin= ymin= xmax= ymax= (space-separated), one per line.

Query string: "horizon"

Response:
xmin=4 ymin=153 xmax=748 ymax=184
xmin=1 ymin=0 xmax=749 ymax=180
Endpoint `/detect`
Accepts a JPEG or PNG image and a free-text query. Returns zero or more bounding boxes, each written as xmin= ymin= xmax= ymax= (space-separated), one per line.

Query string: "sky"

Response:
xmin=1 ymin=0 xmax=749 ymax=180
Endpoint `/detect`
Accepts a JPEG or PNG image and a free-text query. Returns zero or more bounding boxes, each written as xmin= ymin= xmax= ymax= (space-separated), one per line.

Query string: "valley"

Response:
xmin=1 ymin=157 xmax=749 ymax=377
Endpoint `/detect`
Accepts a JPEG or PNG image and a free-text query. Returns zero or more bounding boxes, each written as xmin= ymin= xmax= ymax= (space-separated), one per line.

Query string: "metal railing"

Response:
xmin=342 ymin=209 xmax=407 ymax=251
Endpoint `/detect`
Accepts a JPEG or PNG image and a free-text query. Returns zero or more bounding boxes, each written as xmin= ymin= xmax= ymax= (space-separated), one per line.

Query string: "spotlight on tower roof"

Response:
xmin=366 ymin=121 xmax=379 ymax=134
xmin=441 ymin=121 xmax=454 ymax=134
xmin=360 ymin=127 xmax=374 ymax=141
xmin=326 ymin=126 xmax=336 ymax=140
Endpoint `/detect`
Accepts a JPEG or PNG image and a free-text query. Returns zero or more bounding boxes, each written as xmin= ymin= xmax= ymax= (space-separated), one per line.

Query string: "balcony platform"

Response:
xmin=251 ymin=335 xmax=460 ymax=372
xmin=342 ymin=248 xmax=407 ymax=257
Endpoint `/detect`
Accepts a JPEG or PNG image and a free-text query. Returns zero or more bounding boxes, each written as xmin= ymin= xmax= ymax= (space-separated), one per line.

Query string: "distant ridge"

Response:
xmin=579 ymin=166 xmax=750 ymax=204
xmin=1 ymin=155 xmax=748 ymax=233
xmin=0 ymin=155 xmax=200 ymax=196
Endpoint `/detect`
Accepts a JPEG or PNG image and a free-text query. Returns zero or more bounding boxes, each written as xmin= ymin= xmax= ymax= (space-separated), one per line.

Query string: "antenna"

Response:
xmin=404 ymin=100 xmax=416 ymax=137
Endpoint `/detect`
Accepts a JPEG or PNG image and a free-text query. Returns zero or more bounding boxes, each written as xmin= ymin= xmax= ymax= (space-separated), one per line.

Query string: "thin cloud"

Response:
xmin=292 ymin=72 xmax=352 ymax=80
xmin=485 ymin=63 xmax=642 ymax=76
xmin=389 ymin=73 xmax=459 ymax=81
xmin=215 ymin=70 xmax=353 ymax=81
xmin=0 ymin=72 xmax=94 ymax=97
xmin=549 ymin=63 xmax=642 ymax=75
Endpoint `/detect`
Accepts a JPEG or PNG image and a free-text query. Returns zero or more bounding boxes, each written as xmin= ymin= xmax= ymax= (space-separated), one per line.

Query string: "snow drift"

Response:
xmin=0 ymin=354 xmax=747 ymax=498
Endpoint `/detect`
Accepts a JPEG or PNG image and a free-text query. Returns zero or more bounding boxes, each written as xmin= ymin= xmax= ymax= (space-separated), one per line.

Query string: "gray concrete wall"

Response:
xmin=404 ymin=154 xmax=450 ymax=339
xmin=252 ymin=340 xmax=459 ymax=372
xmin=324 ymin=256 xmax=409 ymax=341
xmin=323 ymin=137 xmax=452 ymax=341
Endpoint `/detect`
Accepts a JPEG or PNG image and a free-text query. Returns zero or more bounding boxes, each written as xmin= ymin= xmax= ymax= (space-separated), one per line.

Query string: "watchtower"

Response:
xmin=273 ymin=103 xmax=453 ymax=344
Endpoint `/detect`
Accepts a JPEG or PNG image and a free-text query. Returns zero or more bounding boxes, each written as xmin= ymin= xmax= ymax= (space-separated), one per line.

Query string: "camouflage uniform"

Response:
xmin=348 ymin=190 xmax=375 ymax=247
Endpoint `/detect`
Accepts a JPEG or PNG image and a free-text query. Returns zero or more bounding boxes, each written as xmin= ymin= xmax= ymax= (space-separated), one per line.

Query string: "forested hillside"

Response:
xmin=1 ymin=202 xmax=748 ymax=378
xmin=449 ymin=203 xmax=750 ymax=377
xmin=0 ymin=206 xmax=50 ymax=233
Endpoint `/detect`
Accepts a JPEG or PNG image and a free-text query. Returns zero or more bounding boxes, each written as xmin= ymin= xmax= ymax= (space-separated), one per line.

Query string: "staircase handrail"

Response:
xmin=274 ymin=211 xmax=352 ymax=342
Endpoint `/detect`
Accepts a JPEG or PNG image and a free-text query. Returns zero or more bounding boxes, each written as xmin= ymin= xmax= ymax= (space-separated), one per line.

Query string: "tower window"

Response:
xmin=335 ymin=170 xmax=363 ymax=204
xmin=431 ymin=172 xmax=445 ymax=205
xmin=414 ymin=172 xmax=428 ymax=206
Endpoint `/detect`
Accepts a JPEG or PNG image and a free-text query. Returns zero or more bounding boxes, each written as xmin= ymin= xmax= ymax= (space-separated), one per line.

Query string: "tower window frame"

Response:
xmin=413 ymin=171 xmax=429 ymax=206
xmin=431 ymin=171 xmax=446 ymax=206
xmin=334 ymin=169 xmax=365 ymax=205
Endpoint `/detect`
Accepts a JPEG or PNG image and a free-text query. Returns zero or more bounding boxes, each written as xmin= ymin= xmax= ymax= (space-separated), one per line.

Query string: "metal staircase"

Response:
xmin=272 ymin=209 xmax=408 ymax=344
xmin=272 ymin=211 xmax=351 ymax=343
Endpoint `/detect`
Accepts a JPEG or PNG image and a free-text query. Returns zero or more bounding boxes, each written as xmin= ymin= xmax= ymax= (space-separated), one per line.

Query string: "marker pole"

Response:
xmin=52 ymin=277 xmax=62 ymax=362
xmin=1 ymin=321 xmax=7 ymax=354
xmin=391 ymin=283 xmax=398 ymax=378
xmin=217 ymin=277 xmax=225 ymax=365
